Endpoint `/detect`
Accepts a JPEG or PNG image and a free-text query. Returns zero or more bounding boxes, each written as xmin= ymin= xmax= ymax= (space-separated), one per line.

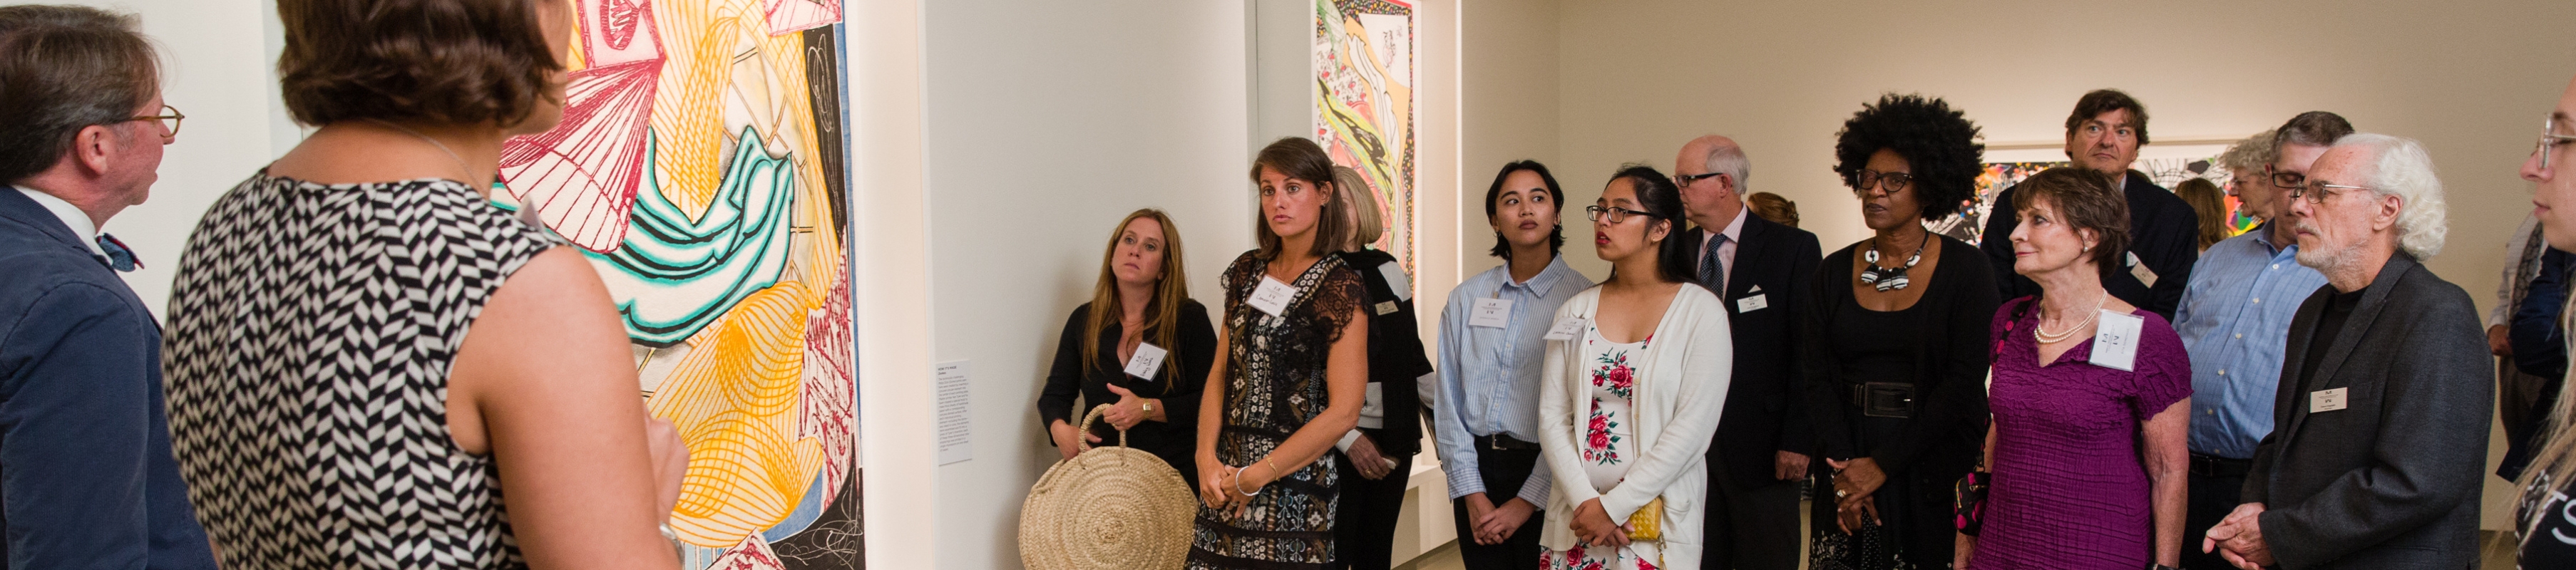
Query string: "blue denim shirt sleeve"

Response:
xmin=2177 ymin=230 xmax=2330 ymax=459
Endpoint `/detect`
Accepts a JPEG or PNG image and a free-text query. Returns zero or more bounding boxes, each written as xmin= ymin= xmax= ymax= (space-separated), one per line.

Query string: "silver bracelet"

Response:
xmin=1231 ymin=466 xmax=1258 ymax=497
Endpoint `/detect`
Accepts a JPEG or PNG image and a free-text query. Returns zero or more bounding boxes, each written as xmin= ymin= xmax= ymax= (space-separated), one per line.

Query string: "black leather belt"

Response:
xmin=1848 ymin=382 xmax=1917 ymax=418
xmin=1476 ymin=434 xmax=1540 ymax=451
xmin=2190 ymin=453 xmax=2252 ymax=477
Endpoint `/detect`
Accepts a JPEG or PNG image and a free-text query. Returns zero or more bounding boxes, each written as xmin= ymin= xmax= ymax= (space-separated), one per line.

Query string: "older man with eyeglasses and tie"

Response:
xmin=0 ymin=5 xmax=216 ymax=569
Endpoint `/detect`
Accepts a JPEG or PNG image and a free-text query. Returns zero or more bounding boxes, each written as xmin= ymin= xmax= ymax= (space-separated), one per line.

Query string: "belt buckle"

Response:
xmin=1859 ymin=382 xmax=1915 ymax=418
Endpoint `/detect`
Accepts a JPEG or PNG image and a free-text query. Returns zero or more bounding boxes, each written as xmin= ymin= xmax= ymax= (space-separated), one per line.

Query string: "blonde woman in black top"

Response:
xmin=1037 ymin=209 xmax=1218 ymax=487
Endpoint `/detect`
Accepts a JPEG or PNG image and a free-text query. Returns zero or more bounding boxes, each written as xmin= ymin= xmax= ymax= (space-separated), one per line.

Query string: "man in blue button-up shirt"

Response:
xmin=2172 ymin=111 xmax=2347 ymax=570
xmin=1433 ymin=161 xmax=1592 ymax=569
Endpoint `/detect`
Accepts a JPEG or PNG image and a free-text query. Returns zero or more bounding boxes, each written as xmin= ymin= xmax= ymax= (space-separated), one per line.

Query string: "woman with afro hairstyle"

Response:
xmin=1802 ymin=93 xmax=2001 ymax=570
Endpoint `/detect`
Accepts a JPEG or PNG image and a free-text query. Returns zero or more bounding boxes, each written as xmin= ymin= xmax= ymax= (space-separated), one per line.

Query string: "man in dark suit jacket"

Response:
xmin=1676 ymin=136 xmax=1820 ymax=570
xmin=2202 ymin=135 xmax=2488 ymax=569
xmin=1981 ymin=89 xmax=2198 ymax=320
xmin=0 ymin=6 xmax=217 ymax=569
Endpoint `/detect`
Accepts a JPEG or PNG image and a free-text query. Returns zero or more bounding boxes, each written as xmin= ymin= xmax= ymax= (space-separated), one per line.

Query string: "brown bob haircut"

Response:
xmin=1248 ymin=137 xmax=1347 ymax=260
xmin=2064 ymin=88 xmax=2150 ymax=146
xmin=0 ymin=5 xmax=160 ymax=184
xmin=276 ymin=0 xmax=561 ymax=127
xmin=2011 ymin=167 xmax=2131 ymax=269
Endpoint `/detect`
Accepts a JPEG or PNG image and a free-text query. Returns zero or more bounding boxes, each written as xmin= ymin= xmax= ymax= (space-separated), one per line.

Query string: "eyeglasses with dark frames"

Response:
xmin=1847 ymin=170 xmax=1914 ymax=196
xmin=2265 ymin=164 xmax=2306 ymax=191
xmin=2286 ymin=180 xmax=2370 ymax=204
xmin=128 ymin=104 xmax=183 ymax=138
xmin=1675 ymin=171 xmax=1726 ymax=186
xmin=1585 ymin=204 xmax=1656 ymax=224
xmin=2537 ymin=114 xmax=2576 ymax=172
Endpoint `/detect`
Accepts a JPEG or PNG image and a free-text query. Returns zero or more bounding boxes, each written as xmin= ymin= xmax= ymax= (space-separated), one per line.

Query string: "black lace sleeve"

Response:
xmin=1303 ymin=261 xmax=1367 ymax=346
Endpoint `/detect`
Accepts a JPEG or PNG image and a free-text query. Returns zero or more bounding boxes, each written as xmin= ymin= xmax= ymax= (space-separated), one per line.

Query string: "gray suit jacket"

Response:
xmin=2242 ymin=253 xmax=2489 ymax=569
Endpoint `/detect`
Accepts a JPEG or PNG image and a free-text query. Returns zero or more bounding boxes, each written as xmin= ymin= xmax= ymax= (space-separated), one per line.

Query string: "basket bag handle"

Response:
xmin=1075 ymin=403 xmax=1131 ymax=452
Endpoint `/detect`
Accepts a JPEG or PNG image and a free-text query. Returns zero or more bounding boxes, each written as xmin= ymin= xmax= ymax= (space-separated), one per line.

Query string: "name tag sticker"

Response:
xmin=1374 ymin=301 xmax=1397 ymax=316
xmin=2310 ymin=387 xmax=2349 ymax=413
xmin=1737 ymin=294 xmax=1769 ymax=313
xmin=2088 ymin=309 xmax=2144 ymax=372
xmin=1379 ymin=261 xmax=1413 ymax=301
xmin=1248 ymin=276 xmax=1298 ymax=317
xmin=1544 ymin=317 xmax=1586 ymax=341
xmin=1123 ymin=342 xmax=1169 ymax=379
xmin=2128 ymin=252 xmax=2160 ymax=287
xmin=1469 ymin=298 xmax=1514 ymax=328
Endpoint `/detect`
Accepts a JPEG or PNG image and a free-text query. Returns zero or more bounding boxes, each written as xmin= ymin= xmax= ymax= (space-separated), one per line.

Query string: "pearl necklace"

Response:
xmin=2033 ymin=293 xmax=2107 ymax=344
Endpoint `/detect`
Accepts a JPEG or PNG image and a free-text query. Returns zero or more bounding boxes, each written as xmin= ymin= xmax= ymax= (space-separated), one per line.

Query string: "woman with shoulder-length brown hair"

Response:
xmin=1035 ymin=209 xmax=1218 ymax=487
xmin=1192 ymin=137 xmax=1370 ymax=569
xmin=159 ymin=0 xmax=684 ymax=568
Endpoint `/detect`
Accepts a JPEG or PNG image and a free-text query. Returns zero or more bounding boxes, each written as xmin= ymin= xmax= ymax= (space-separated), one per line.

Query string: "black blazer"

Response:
xmin=2242 ymin=254 xmax=2489 ymax=569
xmin=1036 ymin=299 xmax=1218 ymax=484
xmin=1980 ymin=170 xmax=2199 ymax=321
xmin=1685 ymin=213 xmax=1822 ymax=489
xmin=1335 ymin=249 xmax=1432 ymax=457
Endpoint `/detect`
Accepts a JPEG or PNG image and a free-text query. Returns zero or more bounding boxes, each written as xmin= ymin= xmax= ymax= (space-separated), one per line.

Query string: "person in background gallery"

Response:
xmin=160 ymin=0 xmax=690 ymax=567
xmin=2516 ymin=73 xmax=2576 ymax=566
xmin=1036 ymin=209 xmax=1217 ymax=487
xmin=2493 ymin=206 xmax=2563 ymax=484
xmin=1804 ymin=93 xmax=1997 ymax=570
xmin=1536 ymin=165 xmax=1733 ymax=570
xmin=1981 ymin=89 xmax=2199 ymax=320
xmin=1745 ymin=192 xmax=1800 ymax=229
xmin=1324 ymin=165 xmax=1433 ymax=570
xmin=2169 ymin=113 xmax=2344 ymax=570
xmin=0 ymin=6 xmax=217 ymax=568
xmin=2175 ymin=178 xmax=2230 ymax=252
xmin=1431 ymin=160 xmax=1591 ymax=569
xmin=1961 ymin=167 xmax=2191 ymax=570
xmin=2203 ymin=134 xmax=2488 ymax=569
xmin=1672 ymin=135 xmax=1822 ymax=570
xmin=1193 ymin=137 xmax=1370 ymax=570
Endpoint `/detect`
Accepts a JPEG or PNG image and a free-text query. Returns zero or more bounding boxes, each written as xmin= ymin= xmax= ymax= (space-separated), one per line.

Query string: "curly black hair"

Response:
xmin=1832 ymin=93 xmax=1986 ymax=222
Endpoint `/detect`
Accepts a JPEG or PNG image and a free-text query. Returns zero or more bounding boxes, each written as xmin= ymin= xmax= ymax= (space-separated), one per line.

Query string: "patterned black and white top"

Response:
xmin=162 ymin=173 xmax=563 ymax=569
xmin=1189 ymin=250 xmax=1365 ymax=570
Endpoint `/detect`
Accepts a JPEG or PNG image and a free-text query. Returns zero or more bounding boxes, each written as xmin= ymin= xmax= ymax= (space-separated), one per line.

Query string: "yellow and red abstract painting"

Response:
xmin=1315 ymin=0 xmax=1415 ymax=276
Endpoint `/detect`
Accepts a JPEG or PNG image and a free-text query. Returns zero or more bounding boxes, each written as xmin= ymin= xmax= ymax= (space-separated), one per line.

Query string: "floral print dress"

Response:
xmin=1541 ymin=325 xmax=1663 ymax=570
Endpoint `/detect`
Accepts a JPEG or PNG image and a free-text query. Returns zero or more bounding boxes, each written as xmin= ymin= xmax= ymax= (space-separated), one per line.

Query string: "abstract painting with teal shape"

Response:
xmin=591 ymin=129 xmax=799 ymax=347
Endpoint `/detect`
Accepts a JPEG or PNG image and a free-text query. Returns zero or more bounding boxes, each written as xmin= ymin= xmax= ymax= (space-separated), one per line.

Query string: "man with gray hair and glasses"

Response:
xmin=2201 ymin=133 xmax=2488 ymax=569
xmin=0 ymin=5 xmax=216 ymax=568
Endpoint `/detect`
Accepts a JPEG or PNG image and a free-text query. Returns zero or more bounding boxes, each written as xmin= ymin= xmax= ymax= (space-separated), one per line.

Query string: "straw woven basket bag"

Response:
xmin=1020 ymin=404 xmax=1196 ymax=570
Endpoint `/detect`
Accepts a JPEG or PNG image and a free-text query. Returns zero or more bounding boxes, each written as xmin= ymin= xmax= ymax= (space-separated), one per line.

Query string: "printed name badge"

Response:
xmin=2128 ymin=252 xmax=2160 ymax=288
xmin=1248 ymin=276 xmax=1299 ymax=317
xmin=2310 ymin=387 xmax=2349 ymax=413
xmin=1124 ymin=342 xmax=1169 ymax=379
xmin=1544 ymin=316 xmax=1586 ymax=341
xmin=2087 ymin=309 xmax=2145 ymax=372
xmin=1737 ymin=294 xmax=1769 ymax=313
xmin=1379 ymin=261 xmax=1413 ymax=301
xmin=1469 ymin=298 xmax=1514 ymax=328
xmin=1374 ymin=301 xmax=1398 ymax=316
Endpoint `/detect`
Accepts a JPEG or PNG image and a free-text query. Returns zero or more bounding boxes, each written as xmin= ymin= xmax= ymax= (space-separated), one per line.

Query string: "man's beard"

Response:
xmin=2292 ymin=222 xmax=2354 ymax=271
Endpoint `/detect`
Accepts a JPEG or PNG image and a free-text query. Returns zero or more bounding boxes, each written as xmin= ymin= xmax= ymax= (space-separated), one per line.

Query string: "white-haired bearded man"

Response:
xmin=2200 ymin=134 xmax=2490 ymax=569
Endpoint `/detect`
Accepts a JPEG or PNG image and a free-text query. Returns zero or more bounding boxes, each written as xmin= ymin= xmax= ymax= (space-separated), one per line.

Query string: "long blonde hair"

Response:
xmin=1330 ymin=165 xmax=1383 ymax=252
xmin=2520 ymin=292 xmax=2576 ymax=542
xmin=1081 ymin=209 xmax=1191 ymax=389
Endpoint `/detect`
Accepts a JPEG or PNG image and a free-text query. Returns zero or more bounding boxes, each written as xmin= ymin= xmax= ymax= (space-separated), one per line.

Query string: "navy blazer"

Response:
xmin=1687 ymin=213 xmax=1822 ymax=489
xmin=0 ymin=189 xmax=215 ymax=569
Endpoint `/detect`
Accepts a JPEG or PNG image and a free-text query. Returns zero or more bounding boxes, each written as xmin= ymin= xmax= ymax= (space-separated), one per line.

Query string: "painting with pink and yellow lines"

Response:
xmin=493 ymin=0 xmax=858 ymax=567
xmin=1315 ymin=0 xmax=1415 ymax=277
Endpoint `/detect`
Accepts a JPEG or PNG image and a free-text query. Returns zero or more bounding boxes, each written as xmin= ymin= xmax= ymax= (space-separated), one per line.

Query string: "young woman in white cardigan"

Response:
xmin=1537 ymin=165 xmax=1734 ymax=570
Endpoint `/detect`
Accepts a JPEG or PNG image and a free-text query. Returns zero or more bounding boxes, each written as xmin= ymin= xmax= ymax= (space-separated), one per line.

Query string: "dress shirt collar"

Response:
xmin=1700 ymin=202 xmax=1748 ymax=252
xmin=11 ymin=185 xmax=108 ymax=259
xmin=2247 ymin=220 xmax=2292 ymax=255
xmin=1511 ymin=255 xmax=1579 ymax=297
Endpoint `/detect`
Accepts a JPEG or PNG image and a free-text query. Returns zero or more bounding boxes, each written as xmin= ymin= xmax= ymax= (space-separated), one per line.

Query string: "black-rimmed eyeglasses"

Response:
xmin=1847 ymin=170 xmax=1913 ymax=195
xmin=1585 ymin=204 xmax=1656 ymax=224
xmin=1675 ymin=171 xmax=1726 ymax=186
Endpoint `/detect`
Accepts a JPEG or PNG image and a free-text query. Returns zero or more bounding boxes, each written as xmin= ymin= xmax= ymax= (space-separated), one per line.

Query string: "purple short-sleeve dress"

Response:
xmin=1969 ymin=296 xmax=2192 ymax=569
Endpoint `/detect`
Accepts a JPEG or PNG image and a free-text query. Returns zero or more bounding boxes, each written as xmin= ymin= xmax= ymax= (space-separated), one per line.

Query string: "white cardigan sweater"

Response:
xmin=1536 ymin=284 xmax=1733 ymax=569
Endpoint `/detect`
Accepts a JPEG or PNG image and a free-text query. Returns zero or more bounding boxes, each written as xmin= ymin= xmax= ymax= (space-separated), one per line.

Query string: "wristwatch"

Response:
xmin=1142 ymin=400 xmax=1155 ymax=415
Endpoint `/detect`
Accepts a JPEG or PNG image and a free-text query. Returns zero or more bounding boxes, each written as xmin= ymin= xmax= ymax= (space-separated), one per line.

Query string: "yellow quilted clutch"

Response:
xmin=1626 ymin=497 xmax=1665 ymax=542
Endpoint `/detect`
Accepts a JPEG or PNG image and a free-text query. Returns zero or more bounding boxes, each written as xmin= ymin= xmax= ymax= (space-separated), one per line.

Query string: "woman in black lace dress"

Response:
xmin=1190 ymin=138 xmax=1370 ymax=570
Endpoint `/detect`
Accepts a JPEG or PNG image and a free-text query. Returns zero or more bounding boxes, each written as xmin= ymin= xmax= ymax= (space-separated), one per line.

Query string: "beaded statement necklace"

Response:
xmin=1857 ymin=232 xmax=1928 ymax=291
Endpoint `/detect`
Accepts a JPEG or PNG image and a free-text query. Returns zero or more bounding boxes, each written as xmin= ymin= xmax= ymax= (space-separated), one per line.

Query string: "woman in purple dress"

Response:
xmin=1964 ymin=167 xmax=2192 ymax=570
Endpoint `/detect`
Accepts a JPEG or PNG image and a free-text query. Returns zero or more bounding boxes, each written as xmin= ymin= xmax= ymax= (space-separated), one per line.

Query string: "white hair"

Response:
xmin=2332 ymin=133 xmax=2447 ymax=259
xmin=1701 ymin=142 xmax=1751 ymax=192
